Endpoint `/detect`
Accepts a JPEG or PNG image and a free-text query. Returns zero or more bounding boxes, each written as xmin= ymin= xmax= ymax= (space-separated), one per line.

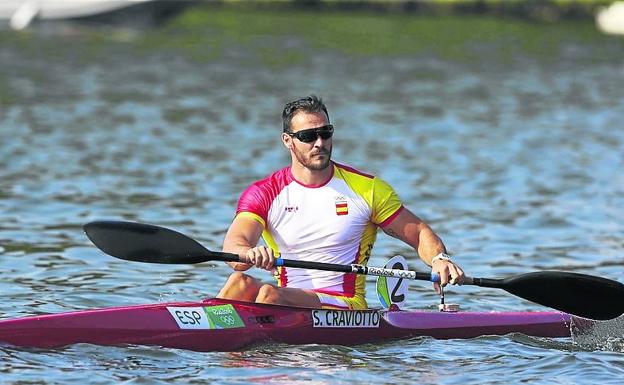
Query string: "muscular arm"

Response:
xmin=382 ymin=208 xmax=446 ymax=266
xmin=382 ymin=208 xmax=464 ymax=289
xmin=222 ymin=216 xmax=265 ymax=271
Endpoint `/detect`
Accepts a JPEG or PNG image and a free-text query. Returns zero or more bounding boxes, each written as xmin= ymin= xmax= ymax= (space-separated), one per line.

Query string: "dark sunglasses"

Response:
xmin=287 ymin=125 xmax=334 ymax=143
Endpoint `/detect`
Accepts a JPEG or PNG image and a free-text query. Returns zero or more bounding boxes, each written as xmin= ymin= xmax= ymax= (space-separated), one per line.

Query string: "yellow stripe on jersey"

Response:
xmin=316 ymin=292 xmax=368 ymax=310
xmin=261 ymin=228 xmax=282 ymax=286
xmin=236 ymin=211 xmax=266 ymax=228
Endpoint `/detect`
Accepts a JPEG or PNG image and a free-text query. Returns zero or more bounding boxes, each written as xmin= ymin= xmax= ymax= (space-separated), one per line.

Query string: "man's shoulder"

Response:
xmin=237 ymin=166 xmax=293 ymax=216
xmin=333 ymin=162 xmax=377 ymax=181
xmin=241 ymin=166 xmax=293 ymax=197
xmin=333 ymin=162 xmax=398 ymax=201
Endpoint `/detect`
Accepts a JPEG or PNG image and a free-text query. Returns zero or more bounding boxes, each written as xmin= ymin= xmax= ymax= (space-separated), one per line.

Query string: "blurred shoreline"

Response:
xmin=207 ymin=0 xmax=615 ymax=22
xmin=0 ymin=1 xmax=618 ymax=30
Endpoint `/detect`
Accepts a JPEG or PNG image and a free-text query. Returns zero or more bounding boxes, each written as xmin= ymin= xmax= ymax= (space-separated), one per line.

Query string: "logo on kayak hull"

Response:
xmin=312 ymin=310 xmax=380 ymax=328
xmin=167 ymin=305 xmax=245 ymax=330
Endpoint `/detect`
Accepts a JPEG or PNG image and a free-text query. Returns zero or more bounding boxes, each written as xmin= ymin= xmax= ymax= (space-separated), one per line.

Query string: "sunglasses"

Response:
xmin=287 ymin=125 xmax=334 ymax=143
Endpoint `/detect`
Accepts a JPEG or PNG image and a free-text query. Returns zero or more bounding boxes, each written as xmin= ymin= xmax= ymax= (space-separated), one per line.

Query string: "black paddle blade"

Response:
xmin=84 ymin=220 xmax=212 ymax=264
xmin=502 ymin=271 xmax=624 ymax=320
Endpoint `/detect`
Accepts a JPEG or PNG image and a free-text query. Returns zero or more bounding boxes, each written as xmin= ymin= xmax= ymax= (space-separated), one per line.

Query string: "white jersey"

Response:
xmin=236 ymin=162 xmax=403 ymax=298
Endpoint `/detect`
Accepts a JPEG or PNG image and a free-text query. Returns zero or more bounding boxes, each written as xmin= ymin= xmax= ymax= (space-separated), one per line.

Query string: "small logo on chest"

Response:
xmin=335 ymin=196 xmax=349 ymax=216
xmin=284 ymin=206 xmax=299 ymax=213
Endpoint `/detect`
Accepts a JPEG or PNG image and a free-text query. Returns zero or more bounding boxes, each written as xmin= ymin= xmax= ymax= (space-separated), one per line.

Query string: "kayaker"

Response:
xmin=217 ymin=95 xmax=465 ymax=309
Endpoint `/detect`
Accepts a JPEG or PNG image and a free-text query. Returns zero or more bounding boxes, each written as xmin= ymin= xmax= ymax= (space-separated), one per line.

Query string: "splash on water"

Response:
xmin=570 ymin=316 xmax=624 ymax=352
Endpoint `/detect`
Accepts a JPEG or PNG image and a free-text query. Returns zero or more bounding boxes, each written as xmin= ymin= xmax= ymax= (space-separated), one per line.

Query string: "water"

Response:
xmin=1 ymin=8 xmax=624 ymax=384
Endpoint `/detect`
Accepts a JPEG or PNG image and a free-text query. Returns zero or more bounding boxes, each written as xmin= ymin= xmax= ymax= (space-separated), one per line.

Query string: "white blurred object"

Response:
xmin=9 ymin=0 xmax=39 ymax=30
xmin=0 ymin=0 xmax=151 ymax=30
xmin=596 ymin=1 xmax=624 ymax=35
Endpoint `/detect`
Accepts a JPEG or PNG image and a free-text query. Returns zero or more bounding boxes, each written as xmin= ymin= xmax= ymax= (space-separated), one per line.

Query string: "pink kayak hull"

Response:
xmin=0 ymin=298 xmax=573 ymax=351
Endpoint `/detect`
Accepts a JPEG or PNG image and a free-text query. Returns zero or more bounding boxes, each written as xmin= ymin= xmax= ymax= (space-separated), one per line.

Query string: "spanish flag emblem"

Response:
xmin=335 ymin=198 xmax=348 ymax=216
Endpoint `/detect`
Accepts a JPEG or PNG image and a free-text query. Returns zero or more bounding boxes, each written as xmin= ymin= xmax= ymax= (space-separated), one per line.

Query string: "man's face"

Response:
xmin=285 ymin=111 xmax=333 ymax=171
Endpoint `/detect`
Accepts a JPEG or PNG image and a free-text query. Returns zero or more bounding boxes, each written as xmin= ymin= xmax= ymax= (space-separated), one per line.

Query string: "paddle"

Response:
xmin=84 ymin=220 xmax=624 ymax=321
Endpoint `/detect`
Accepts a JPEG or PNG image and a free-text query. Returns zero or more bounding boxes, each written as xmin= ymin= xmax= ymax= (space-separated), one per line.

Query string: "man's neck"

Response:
xmin=290 ymin=162 xmax=333 ymax=187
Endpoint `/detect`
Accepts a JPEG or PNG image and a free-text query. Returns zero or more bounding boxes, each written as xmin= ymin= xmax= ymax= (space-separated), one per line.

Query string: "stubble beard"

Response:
xmin=293 ymin=145 xmax=332 ymax=171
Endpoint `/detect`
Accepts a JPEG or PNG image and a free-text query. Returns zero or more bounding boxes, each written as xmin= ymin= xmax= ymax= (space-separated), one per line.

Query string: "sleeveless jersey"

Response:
xmin=235 ymin=162 xmax=404 ymax=298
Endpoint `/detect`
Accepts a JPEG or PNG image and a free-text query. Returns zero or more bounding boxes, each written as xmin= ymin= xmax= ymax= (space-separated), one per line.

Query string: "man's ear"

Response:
xmin=281 ymin=133 xmax=293 ymax=150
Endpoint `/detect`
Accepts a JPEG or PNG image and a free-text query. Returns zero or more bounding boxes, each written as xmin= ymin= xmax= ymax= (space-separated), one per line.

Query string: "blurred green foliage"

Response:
xmin=145 ymin=6 xmax=610 ymax=64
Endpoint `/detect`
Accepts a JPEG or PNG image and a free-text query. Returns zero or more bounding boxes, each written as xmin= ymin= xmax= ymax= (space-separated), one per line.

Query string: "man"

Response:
xmin=217 ymin=95 xmax=464 ymax=309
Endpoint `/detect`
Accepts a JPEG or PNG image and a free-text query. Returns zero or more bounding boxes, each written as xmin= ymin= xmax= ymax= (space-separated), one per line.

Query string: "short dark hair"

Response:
xmin=282 ymin=95 xmax=330 ymax=133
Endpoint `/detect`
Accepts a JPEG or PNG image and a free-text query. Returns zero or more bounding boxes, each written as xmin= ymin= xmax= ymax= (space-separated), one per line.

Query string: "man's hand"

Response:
xmin=431 ymin=256 xmax=464 ymax=295
xmin=245 ymin=245 xmax=276 ymax=271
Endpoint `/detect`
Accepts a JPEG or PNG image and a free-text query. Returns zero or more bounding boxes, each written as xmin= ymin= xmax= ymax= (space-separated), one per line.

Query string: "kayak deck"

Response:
xmin=0 ymin=298 xmax=573 ymax=351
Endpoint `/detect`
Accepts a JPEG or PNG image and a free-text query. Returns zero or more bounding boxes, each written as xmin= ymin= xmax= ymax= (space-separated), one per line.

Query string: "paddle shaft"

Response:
xmin=209 ymin=250 xmax=482 ymax=285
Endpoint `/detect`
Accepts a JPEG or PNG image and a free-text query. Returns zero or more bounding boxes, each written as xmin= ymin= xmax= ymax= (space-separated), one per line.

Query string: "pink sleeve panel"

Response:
xmin=235 ymin=167 xmax=292 ymax=224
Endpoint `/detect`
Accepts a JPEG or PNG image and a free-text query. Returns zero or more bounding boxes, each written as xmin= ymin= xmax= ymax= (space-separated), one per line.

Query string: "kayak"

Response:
xmin=1 ymin=220 xmax=616 ymax=352
xmin=0 ymin=298 xmax=574 ymax=351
